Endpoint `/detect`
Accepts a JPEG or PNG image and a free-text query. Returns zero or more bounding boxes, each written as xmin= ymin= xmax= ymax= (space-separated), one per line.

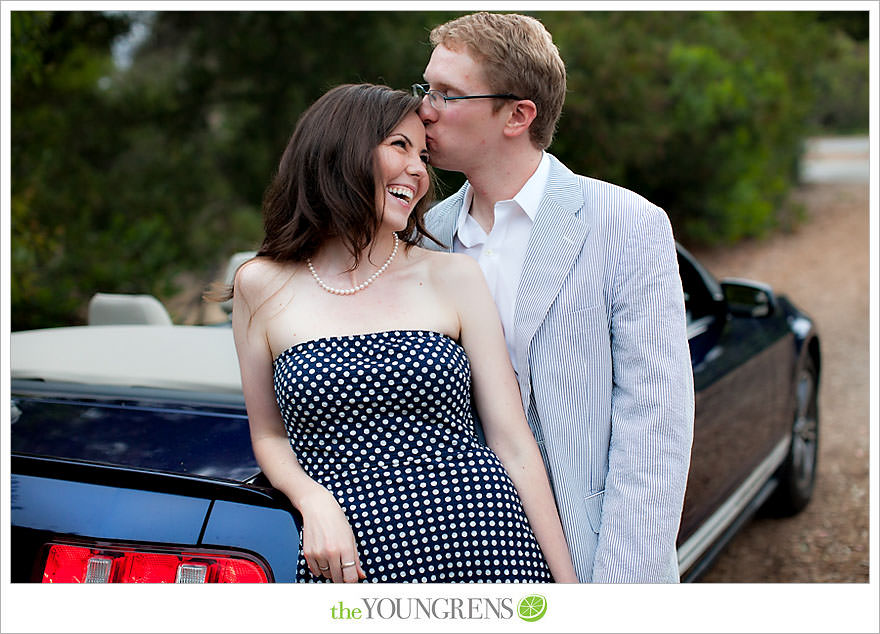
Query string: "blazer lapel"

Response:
xmin=425 ymin=184 xmax=468 ymax=252
xmin=514 ymin=157 xmax=589 ymax=398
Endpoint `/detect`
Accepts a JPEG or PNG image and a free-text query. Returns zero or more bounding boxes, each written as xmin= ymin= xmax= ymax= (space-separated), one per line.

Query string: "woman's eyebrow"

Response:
xmin=393 ymin=133 xmax=413 ymax=147
xmin=393 ymin=132 xmax=428 ymax=154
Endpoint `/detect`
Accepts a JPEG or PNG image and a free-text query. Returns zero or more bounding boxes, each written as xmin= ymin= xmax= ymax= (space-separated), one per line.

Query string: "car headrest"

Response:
xmin=87 ymin=293 xmax=173 ymax=326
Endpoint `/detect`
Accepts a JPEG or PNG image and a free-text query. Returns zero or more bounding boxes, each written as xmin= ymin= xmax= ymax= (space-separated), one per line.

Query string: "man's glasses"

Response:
xmin=412 ymin=83 xmax=524 ymax=111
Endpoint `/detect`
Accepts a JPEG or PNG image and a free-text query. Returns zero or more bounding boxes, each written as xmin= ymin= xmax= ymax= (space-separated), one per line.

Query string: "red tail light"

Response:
xmin=43 ymin=544 xmax=97 ymax=583
xmin=41 ymin=543 xmax=269 ymax=583
xmin=120 ymin=552 xmax=180 ymax=583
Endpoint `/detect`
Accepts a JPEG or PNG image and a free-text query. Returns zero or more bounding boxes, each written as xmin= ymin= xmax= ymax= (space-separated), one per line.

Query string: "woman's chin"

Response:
xmin=380 ymin=204 xmax=416 ymax=232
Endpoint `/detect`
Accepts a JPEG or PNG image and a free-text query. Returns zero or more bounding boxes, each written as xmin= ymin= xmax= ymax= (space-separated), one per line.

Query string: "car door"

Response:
xmin=676 ymin=248 xmax=793 ymax=544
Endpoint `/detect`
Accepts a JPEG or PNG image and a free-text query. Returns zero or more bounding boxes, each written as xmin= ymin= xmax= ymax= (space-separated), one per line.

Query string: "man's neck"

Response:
xmin=464 ymin=147 xmax=543 ymax=234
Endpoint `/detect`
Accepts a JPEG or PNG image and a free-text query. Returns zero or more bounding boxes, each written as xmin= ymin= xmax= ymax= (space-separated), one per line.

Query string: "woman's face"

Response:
xmin=374 ymin=112 xmax=430 ymax=231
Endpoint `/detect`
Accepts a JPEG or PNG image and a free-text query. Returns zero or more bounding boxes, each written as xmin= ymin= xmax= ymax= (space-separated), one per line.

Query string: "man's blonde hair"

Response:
xmin=430 ymin=12 xmax=566 ymax=150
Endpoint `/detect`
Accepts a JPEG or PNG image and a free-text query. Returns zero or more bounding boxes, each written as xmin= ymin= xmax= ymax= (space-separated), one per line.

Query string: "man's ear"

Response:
xmin=503 ymin=100 xmax=537 ymax=139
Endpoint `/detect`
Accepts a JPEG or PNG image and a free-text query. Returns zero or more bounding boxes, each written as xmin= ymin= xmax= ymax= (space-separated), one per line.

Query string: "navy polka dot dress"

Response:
xmin=272 ymin=329 xmax=552 ymax=583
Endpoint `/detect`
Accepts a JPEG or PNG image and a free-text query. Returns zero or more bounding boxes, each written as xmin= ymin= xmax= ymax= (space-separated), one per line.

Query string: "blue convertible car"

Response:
xmin=9 ymin=246 xmax=820 ymax=583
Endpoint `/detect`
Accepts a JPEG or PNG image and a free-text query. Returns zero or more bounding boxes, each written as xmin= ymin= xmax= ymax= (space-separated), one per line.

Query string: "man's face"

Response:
xmin=418 ymin=44 xmax=507 ymax=174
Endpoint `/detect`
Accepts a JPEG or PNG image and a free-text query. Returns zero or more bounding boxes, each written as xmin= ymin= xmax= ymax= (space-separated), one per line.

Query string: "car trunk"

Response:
xmin=10 ymin=381 xmax=302 ymax=583
xmin=10 ymin=380 xmax=258 ymax=482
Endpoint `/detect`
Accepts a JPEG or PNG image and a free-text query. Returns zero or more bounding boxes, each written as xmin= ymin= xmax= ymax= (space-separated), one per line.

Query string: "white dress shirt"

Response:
xmin=453 ymin=151 xmax=551 ymax=374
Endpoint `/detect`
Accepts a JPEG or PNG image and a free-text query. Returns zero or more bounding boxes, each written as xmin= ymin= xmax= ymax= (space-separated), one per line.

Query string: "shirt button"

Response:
xmin=485 ymin=248 xmax=494 ymax=256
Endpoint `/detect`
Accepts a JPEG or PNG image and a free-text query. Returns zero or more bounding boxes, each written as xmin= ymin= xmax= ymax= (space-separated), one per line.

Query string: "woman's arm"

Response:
xmin=231 ymin=261 xmax=365 ymax=583
xmin=444 ymin=255 xmax=579 ymax=583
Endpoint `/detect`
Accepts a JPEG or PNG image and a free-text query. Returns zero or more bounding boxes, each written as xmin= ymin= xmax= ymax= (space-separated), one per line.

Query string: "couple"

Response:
xmin=231 ymin=12 xmax=694 ymax=584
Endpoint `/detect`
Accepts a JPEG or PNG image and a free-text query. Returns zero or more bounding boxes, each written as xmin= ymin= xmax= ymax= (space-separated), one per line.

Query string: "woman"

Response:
xmin=230 ymin=83 xmax=577 ymax=583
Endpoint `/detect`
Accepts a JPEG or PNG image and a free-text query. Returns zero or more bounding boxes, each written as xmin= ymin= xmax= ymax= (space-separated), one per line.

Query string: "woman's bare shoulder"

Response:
xmin=423 ymin=249 xmax=483 ymax=285
xmin=404 ymin=248 xmax=487 ymax=306
xmin=234 ymin=256 xmax=300 ymax=306
xmin=408 ymin=246 xmax=479 ymax=276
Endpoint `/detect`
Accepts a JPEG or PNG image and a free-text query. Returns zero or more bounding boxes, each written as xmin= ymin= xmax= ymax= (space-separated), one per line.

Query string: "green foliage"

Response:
xmin=808 ymin=27 xmax=869 ymax=133
xmin=10 ymin=11 xmax=265 ymax=330
xmin=10 ymin=10 xmax=868 ymax=329
xmin=136 ymin=11 xmax=462 ymax=216
xmin=545 ymin=11 xmax=838 ymax=245
xmin=12 ymin=11 xmax=132 ymax=328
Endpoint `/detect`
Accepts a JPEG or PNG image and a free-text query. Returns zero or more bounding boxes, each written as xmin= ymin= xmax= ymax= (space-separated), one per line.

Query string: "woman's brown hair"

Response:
xmin=259 ymin=83 xmax=436 ymax=267
xmin=206 ymin=83 xmax=438 ymax=303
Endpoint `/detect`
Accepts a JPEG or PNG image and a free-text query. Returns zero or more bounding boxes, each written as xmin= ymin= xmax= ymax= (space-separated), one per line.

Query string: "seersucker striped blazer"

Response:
xmin=424 ymin=154 xmax=695 ymax=583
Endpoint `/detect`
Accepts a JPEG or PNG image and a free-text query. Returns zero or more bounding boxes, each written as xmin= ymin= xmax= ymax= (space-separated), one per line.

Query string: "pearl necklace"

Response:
xmin=306 ymin=233 xmax=399 ymax=296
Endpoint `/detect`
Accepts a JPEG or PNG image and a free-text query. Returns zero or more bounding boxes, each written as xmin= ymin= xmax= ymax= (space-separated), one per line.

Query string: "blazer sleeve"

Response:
xmin=591 ymin=203 xmax=695 ymax=582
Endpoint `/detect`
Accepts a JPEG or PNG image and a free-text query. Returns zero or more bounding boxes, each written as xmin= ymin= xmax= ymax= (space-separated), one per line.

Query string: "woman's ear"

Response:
xmin=502 ymin=100 xmax=537 ymax=139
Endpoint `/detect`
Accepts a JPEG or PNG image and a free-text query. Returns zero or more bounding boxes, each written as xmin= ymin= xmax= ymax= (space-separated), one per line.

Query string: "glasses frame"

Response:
xmin=412 ymin=83 xmax=524 ymax=110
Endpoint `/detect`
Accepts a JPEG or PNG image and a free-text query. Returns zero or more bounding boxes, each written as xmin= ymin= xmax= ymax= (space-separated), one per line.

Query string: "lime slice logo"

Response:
xmin=517 ymin=594 xmax=547 ymax=622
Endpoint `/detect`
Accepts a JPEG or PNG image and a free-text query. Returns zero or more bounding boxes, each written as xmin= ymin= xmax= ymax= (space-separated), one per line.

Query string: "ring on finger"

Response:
xmin=341 ymin=561 xmax=356 ymax=568
xmin=318 ymin=564 xmax=330 ymax=571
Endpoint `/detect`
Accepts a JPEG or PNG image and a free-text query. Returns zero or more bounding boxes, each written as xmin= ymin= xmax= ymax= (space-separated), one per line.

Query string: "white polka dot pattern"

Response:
xmin=272 ymin=329 xmax=552 ymax=583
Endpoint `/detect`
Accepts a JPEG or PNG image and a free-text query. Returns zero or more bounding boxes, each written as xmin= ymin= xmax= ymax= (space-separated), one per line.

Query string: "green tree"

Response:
xmin=134 ymin=11 xmax=463 ymax=214
xmin=12 ymin=11 xmax=132 ymax=329
xmin=11 ymin=10 xmax=866 ymax=329
xmin=546 ymin=11 xmax=836 ymax=244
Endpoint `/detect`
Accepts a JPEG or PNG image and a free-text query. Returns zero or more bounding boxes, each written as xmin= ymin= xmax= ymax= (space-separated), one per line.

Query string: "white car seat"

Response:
xmin=87 ymin=292 xmax=173 ymax=326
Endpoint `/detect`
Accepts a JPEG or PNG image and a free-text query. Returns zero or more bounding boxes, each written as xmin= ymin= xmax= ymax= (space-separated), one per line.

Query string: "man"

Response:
xmin=417 ymin=12 xmax=694 ymax=582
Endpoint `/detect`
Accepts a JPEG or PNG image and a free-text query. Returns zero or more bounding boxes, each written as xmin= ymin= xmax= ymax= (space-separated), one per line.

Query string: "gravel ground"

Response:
xmin=689 ymin=176 xmax=870 ymax=583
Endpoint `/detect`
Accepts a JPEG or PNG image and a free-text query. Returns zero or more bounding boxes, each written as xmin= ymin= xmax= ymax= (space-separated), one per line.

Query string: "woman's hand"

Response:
xmin=299 ymin=486 xmax=366 ymax=583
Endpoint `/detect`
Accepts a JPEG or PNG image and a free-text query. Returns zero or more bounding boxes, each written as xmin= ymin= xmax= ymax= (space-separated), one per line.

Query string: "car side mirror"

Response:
xmin=720 ymin=279 xmax=777 ymax=318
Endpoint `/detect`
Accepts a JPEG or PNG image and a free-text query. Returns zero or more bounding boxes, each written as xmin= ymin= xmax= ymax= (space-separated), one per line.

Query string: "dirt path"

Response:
xmin=690 ymin=175 xmax=870 ymax=582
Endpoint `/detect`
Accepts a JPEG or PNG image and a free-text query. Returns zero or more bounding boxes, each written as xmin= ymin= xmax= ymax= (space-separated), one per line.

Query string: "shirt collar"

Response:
xmin=512 ymin=150 xmax=551 ymax=222
xmin=454 ymin=151 xmax=550 ymax=246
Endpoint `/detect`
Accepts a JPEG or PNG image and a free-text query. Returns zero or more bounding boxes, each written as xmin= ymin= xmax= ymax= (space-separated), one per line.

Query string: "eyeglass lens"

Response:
xmin=413 ymin=84 xmax=444 ymax=110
